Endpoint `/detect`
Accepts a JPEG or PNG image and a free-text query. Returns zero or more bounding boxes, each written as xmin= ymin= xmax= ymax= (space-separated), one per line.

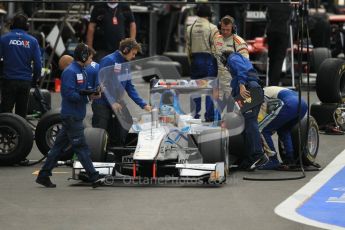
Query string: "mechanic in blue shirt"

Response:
xmin=36 ymin=43 xmax=102 ymax=188
xmin=58 ymin=53 xmax=99 ymax=90
xmin=259 ymin=86 xmax=308 ymax=169
xmin=0 ymin=14 xmax=42 ymax=118
xmin=92 ymin=38 xmax=151 ymax=145
xmin=222 ymin=51 xmax=268 ymax=170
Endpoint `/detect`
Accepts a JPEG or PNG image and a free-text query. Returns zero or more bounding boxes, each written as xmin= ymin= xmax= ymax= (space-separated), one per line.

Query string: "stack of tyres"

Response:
xmin=312 ymin=58 xmax=345 ymax=130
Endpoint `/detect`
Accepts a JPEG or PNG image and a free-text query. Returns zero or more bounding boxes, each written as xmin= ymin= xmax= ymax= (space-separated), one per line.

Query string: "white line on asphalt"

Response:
xmin=274 ymin=149 xmax=345 ymax=230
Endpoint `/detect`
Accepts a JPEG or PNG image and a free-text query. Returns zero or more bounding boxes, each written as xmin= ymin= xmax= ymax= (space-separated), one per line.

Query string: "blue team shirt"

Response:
xmin=93 ymin=50 xmax=147 ymax=108
xmin=60 ymin=61 xmax=89 ymax=119
xmin=227 ymin=52 xmax=260 ymax=97
xmin=85 ymin=61 xmax=99 ymax=89
xmin=0 ymin=29 xmax=42 ymax=81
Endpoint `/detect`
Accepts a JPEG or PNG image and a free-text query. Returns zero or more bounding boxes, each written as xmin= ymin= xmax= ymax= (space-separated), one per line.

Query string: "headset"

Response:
xmin=218 ymin=15 xmax=237 ymax=35
xmin=120 ymin=43 xmax=134 ymax=55
xmin=10 ymin=14 xmax=29 ymax=31
xmin=74 ymin=43 xmax=89 ymax=63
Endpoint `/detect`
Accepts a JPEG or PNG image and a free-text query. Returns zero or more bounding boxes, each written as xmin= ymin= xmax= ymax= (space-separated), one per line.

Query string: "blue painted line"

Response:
xmin=297 ymin=166 xmax=345 ymax=227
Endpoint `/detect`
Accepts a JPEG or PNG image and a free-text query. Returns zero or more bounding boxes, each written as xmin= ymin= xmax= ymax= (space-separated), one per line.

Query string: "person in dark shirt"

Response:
xmin=86 ymin=0 xmax=136 ymax=62
xmin=0 ymin=14 xmax=42 ymax=118
xmin=266 ymin=4 xmax=293 ymax=86
xmin=36 ymin=43 xmax=102 ymax=188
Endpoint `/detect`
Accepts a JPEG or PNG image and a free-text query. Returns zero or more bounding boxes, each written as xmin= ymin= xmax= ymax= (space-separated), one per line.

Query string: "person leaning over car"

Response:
xmin=213 ymin=15 xmax=249 ymax=113
xmin=92 ymin=38 xmax=151 ymax=146
xmin=258 ymin=86 xmax=308 ymax=170
xmin=221 ymin=51 xmax=268 ymax=170
xmin=36 ymin=43 xmax=102 ymax=188
xmin=0 ymin=13 xmax=42 ymax=118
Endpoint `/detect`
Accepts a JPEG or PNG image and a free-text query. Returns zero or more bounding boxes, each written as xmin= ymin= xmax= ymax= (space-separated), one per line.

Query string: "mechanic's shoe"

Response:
xmin=91 ymin=174 xmax=104 ymax=188
xmin=36 ymin=177 xmax=56 ymax=188
xmin=92 ymin=178 xmax=105 ymax=188
xmin=250 ymin=154 xmax=269 ymax=170
xmin=258 ymin=157 xmax=280 ymax=170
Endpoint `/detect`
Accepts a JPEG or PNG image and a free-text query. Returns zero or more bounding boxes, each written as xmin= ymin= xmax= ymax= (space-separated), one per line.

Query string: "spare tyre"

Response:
xmin=0 ymin=113 xmax=34 ymax=165
xmin=316 ymin=58 xmax=345 ymax=103
xmin=35 ymin=110 xmax=74 ymax=161
xmin=310 ymin=47 xmax=331 ymax=73
xmin=310 ymin=102 xmax=339 ymax=129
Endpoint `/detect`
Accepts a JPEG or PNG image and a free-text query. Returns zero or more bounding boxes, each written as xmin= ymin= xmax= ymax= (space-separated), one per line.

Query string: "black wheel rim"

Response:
xmin=45 ymin=123 xmax=62 ymax=148
xmin=0 ymin=125 xmax=19 ymax=155
xmin=308 ymin=125 xmax=319 ymax=158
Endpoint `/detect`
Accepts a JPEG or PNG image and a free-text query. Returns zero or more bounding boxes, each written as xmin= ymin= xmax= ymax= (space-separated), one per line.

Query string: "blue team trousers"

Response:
xmin=38 ymin=116 xmax=99 ymax=180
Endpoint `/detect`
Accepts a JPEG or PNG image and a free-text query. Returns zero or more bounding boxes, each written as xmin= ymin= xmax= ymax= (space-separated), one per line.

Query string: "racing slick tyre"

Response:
xmin=35 ymin=110 xmax=74 ymax=161
xmin=310 ymin=47 xmax=332 ymax=74
xmin=279 ymin=116 xmax=319 ymax=166
xmin=199 ymin=128 xmax=229 ymax=172
xmin=310 ymin=102 xmax=339 ymax=130
xmin=27 ymin=88 xmax=51 ymax=116
xmin=163 ymin=52 xmax=190 ymax=77
xmin=316 ymin=58 xmax=345 ymax=103
xmin=228 ymin=134 xmax=245 ymax=165
xmin=84 ymin=127 xmax=108 ymax=162
xmin=142 ymin=60 xmax=182 ymax=82
xmin=0 ymin=113 xmax=34 ymax=165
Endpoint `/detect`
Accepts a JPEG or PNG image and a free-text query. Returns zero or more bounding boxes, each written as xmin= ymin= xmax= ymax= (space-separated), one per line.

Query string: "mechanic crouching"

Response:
xmin=222 ymin=51 xmax=268 ymax=170
xmin=36 ymin=43 xmax=102 ymax=188
xmin=259 ymin=86 xmax=308 ymax=169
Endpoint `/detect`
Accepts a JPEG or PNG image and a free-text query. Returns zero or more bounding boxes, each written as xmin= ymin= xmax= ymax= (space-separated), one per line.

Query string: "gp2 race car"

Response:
xmin=70 ymin=57 xmax=246 ymax=185
xmin=0 ymin=56 xmax=319 ymax=185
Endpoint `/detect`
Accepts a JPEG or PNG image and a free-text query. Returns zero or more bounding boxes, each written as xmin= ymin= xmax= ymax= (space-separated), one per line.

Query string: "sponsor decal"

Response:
xmin=114 ymin=63 xmax=122 ymax=73
xmin=76 ymin=73 xmax=84 ymax=84
xmin=9 ymin=39 xmax=30 ymax=48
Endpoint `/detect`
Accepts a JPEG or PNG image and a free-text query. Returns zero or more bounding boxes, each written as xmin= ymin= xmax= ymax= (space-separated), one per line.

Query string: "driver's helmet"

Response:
xmin=159 ymin=90 xmax=181 ymax=124
xmin=159 ymin=90 xmax=183 ymax=115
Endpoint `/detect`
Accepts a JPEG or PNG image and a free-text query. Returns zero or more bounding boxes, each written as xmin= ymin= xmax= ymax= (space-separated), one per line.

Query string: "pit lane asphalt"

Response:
xmin=1 ymin=80 xmax=343 ymax=230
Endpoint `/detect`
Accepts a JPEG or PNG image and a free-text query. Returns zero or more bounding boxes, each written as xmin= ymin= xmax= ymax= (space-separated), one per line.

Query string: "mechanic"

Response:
xmin=0 ymin=13 xmax=42 ymax=118
xmin=58 ymin=53 xmax=99 ymax=91
xmin=222 ymin=51 xmax=268 ymax=170
xmin=213 ymin=15 xmax=249 ymax=113
xmin=92 ymin=38 xmax=151 ymax=146
xmin=86 ymin=0 xmax=136 ymax=62
xmin=258 ymin=86 xmax=308 ymax=169
xmin=36 ymin=43 xmax=102 ymax=188
xmin=266 ymin=3 xmax=293 ymax=86
xmin=185 ymin=4 xmax=219 ymax=121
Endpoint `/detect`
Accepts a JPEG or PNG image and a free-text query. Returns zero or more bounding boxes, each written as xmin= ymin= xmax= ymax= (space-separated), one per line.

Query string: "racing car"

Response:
xmin=19 ymin=56 xmax=319 ymax=185
xmin=71 ymin=57 xmax=245 ymax=185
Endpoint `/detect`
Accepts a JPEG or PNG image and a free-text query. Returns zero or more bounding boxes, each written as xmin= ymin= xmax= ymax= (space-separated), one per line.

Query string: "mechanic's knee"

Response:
xmin=70 ymin=136 xmax=87 ymax=148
